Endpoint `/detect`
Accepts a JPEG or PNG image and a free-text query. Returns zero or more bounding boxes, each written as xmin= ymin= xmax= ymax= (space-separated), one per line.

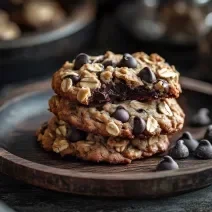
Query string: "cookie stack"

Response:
xmin=37 ymin=51 xmax=185 ymax=164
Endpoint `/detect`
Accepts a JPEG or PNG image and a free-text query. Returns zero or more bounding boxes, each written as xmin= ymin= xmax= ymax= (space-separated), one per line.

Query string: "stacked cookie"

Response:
xmin=37 ymin=51 xmax=185 ymax=164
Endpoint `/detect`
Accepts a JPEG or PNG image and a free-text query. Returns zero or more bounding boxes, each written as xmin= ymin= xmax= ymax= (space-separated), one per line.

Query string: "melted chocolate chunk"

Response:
xmin=89 ymin=81 xmax=168 ymax=104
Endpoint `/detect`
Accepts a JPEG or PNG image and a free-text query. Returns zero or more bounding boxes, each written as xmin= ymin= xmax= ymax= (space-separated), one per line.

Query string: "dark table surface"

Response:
xmin=1 ymin=173 xmax=212 ymax=212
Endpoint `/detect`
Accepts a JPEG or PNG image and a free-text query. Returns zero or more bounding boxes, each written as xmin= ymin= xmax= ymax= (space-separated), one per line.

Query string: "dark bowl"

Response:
xmin=0 ymin=0 xmax=96 ymax=88
xmin=114 ymin=1 xmax=199 ymax=72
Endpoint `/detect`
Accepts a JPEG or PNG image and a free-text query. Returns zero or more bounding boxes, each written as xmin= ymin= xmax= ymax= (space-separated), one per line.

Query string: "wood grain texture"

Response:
xmin=0 ymin=77 xmax=212 ymax=198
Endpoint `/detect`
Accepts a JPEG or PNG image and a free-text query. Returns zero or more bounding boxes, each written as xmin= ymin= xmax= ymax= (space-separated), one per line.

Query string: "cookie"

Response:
xmin=52 ymin=51 xmax=181 ymax=105
xmin=37 ymin=117 xmax=170 ymax=164
xmin=49 ymin=95 xmax=185 ymax=139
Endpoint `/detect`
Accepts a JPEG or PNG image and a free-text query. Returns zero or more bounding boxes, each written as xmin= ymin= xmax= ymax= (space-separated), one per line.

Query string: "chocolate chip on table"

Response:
xmin=156 ymin=156 xmax=179 ymax=171
xmin=138 ymin=67 xmax=156 ymax=83
xmin=179 ymin=131 xmax=199 ymax=152
xmin=64 ymin=75 xmax=80 ymax=84
xmin=169 ymin=140 xmax=189 ymax=159
xmin=204 ymin=125 xmax=212 ymax=143
xmin=133 ymin=117 xmax=146 ymax=136
xmin=118 ymin=53 xmax=137 ymax=68
xmin=112 ymin=108 xmax=130 ymax=123
xmin=190 ymin=108 xmax=211 ymax=127
xmin=102 ymin=60 xmax=116 ymax=68
xmin=74 ymin=53 xmax=90 ymax=70
xmin=67 ymin=127 xmax=87 ymax=143
xmin=194 ymin=140 xmax=212 ymax=159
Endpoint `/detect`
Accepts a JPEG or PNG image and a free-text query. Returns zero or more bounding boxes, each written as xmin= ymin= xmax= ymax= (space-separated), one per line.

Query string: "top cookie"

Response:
xmin=52 ymin=51 xmax=181 ymax=105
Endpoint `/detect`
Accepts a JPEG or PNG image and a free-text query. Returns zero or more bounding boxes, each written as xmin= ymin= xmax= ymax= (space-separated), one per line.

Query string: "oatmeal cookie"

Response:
xmin=37 ymin=117 xmax=170 ymax=164
xmin=49 ymin=96 xmax=185 ymax=139
xmin=52 ymin=51 xmax=181 ymax=105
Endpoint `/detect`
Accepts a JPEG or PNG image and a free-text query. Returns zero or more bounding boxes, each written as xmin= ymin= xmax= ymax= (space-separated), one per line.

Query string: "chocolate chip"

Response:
xmin=138 ymin=67 xmax=156 ymax=83
xmin=194 ymin=140 xmax=212 ymax=159
xmin=64 ymin=75 xmax=80 ymax=84
xmin=190 ymin=108 xmax=211 ymax=127
xmin=118 ymin=53 xmax=137 ymax=68
xmin=169 ymin=140 xmax=189 ymax=159
xmin=112 ymin=108 xmax=130 ymax=123
xmin=102 ymin=60 xmax=116 ymax=68
xmin=156 ymin=156 xmax=179 ymax=171
xmin=74 ymin=53 xmax=90 ymax=70
xmin=137 ymin=109 xmax=145 ymax=113
xmin=179 ymin=131 xmax=199 ymax=152
xmin=133 ymin=117 xmax=146 ymax=136
xmin=67 ymin=127 xmax=87 ymax=143
xmin=204 ymin=125 xmax=212 ymax=143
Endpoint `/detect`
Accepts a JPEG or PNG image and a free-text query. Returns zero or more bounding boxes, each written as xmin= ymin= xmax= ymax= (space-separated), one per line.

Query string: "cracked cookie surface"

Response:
xmin=36 ymin=117 xmax=170 ymax=164
xmin=52 ymin=51 xmax=181 ymax=105
xmin=49 ymin=96 xmax=185 ymax=139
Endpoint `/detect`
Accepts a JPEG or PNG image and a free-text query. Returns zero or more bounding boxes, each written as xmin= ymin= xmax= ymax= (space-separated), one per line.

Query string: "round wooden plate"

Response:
xmin=0 ymin=77 xmax=212 ymax=198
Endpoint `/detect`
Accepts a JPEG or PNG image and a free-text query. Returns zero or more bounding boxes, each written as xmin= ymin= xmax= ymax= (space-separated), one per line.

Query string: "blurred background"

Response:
xmin=0 ymin=0 xmax=212 ymax=90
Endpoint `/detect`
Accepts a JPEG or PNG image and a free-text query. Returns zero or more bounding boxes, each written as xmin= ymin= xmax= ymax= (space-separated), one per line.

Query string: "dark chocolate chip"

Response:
xmin=118 ymin=53 xmax=137 ymax=68
xmin=67 ymin=127 xmax=87 ymax=143
xmin=179 ymin=131 xmax=199 ymax=152
xmin=74 ymin=53 xmax=90 ymax=70
xmin=194 ymin=140 xmax=212 ymax=159
xmin=137 ymin=109 xmax=145 ymax=113
xmin=169 ymin=140 xmax=189 ymax=159
xmin=190 ymin=108 xmax=211 ymax=127
xmin=133 ymin=117 xmax=146 ymax=136
xmin=102 ymin=60 xmax=116 ymax=68
xmin=64 ymin=75 xmax=80 ymax=84
xmin=204 ymin=125 xmax=212 ymax=143
xmin=112 ymin=108 xmax=130 ymax=123
xmin=138 ymin=67 xmax=156 ymax=83
xmin=70 ymin=75 xmax=81 ymax=84
xmin=156 ymin=156 xmax=179 ymax=171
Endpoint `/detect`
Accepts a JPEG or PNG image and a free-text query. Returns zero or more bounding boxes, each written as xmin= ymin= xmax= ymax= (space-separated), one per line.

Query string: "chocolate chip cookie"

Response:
xmin=49 ymin=96 xmax=185 ymax=139
xmin=37 ymin=117 xmax=170 ymax=164
xmin=52 ymin=51 xmax=181 ymax=105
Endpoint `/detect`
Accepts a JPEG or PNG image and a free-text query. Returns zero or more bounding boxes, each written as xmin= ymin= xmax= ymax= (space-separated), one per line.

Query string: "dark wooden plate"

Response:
xmin=0 ymin=77 xmax=212 ymax=198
